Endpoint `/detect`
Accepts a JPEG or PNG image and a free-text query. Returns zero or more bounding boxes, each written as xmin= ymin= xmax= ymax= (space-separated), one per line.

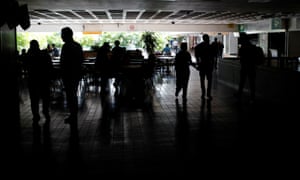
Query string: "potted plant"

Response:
xmin=141 ymin=31 xmax=158 ymax=57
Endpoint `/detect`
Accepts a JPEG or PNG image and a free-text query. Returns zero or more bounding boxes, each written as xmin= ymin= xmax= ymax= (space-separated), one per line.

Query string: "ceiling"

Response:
xmin=18 ymin=0 xmax=300 ymax=25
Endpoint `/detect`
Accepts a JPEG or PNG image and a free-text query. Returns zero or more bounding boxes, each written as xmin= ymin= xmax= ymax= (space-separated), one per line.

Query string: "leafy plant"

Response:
xmin=141 ymin=31 xmax=158 ymax=55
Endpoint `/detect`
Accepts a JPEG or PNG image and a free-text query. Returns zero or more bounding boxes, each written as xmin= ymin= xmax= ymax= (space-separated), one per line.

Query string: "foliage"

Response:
xmin=17 ymin=32 xmax=62 ymax=52
xmin=141 ymin=31 xmax=158 ymax=54
xmin=98 ymin=32 xmax=143 ymax=49
xmin=17 ymin=32 xmax=30 ymax=52
xmin=79 ymin=36 xmax=96 ymax=50
xmin=16 ymin=31 xmax=170 ymax=54
xmin=45 ymin=32 xmax=62 ymax=48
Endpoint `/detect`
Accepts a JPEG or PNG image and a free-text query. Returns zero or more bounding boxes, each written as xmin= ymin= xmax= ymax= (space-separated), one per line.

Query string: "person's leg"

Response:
xmin=41 ymin=84 xmax=51 ymax=127
xmin=100 ymin=74 xmax=109 ymax=94
xmin=206 ymin=71 xmax=213 ymax=99
xmin=64 ymin=80 xmax=79 ymax=124
xmin=182 ymin=71 xmax=190 ymax=100
xmin=214 ymin=56 xmax=218 ymax=69
xmin=29 ymin=85 xmax=41 ymax=143
xmin=29 ymin=85 xmax=40 ymax=123
xmin=237 ymin=68 xmax=247 ymax=97
xmin=199 ymin=71 xmax=206 ymax=99
xmin=64 ymin=79 xmax=79 ymax=137
xmin=175 ymin=71 xmax=183 ymax=97
xmin=249 ymin=69 xmax=256 ymax=101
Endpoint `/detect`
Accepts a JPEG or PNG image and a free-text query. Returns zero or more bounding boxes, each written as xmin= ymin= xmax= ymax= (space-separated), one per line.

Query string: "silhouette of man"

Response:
xmin=111 ymin=40 xmax=125 ymax=88
xmin=95 ymin=42 xmax=112 ymax=93
xmin=194 ymin=34 xmax=214 ymax=100
xmin=60 ymin=27 xmax=83 ymax=131
xmin=211 ymin=37 xmax=221 ymax=69
xmin=235 ymin=32 xmax=260 ymax=103
xmin=25 ymin=40 xmax=53 ymax=131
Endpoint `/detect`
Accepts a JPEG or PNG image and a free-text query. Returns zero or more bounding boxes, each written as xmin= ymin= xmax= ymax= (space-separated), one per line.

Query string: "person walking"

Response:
xmin=60 ymin=27 xmax=83 ymax=135
xmin=95 ymin=42 xmax=112 ymax=94
xmin=175 ymin=42 xmax=193 ymax=102
xmin=24 ymin=40 xmax=53 ymax=133
xmin=235 ymin=32 xmax=263 ymax=103
xmin=211 ymin=37 xmax=219 ymax=69
xmin=111 ymin=40 xmax=125 ymax=88
xmin=194 ymin=34 xmax=214 ymax=100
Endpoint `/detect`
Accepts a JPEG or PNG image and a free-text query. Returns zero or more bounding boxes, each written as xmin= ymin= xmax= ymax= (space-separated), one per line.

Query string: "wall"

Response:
xmin=0 ymin=24 xmax=20 ymax=146
xmin=225 ymin=33 xmax=238 ymax=55
xmin=288 ymin=31 xmax=300 ymax=57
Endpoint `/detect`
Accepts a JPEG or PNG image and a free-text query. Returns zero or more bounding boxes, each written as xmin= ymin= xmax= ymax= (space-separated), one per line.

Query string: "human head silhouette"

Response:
xmin=61 ymin=27 xmax=73 ymax=43
xmin=239 ymin=32 xmax=250 ymax=45
xmin=202 ymin=34 xmax=209 ymax=43
xmin=114 ymin=40 xmax=120 ymax=47
xmin=29 ymin=40 xmax=40 ymax=51
xmin=180 ymin=42 xmax=187 ymax=51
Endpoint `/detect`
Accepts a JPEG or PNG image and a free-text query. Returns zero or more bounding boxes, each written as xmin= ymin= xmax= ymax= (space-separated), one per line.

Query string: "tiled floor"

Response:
xmin=8 ymin=67 xmax=299 ymax=178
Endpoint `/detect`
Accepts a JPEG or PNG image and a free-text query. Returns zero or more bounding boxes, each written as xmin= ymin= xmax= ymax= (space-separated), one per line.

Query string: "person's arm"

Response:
xmin=194 ymin=45 xmax=201 ymax=70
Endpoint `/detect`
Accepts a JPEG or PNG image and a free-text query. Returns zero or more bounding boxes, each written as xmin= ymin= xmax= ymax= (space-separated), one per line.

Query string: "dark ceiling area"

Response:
xmin=18 ymin=0 xmax=300 ymax=25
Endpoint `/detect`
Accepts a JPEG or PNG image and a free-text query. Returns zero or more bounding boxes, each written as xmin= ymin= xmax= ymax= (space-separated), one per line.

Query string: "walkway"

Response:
xmin=8 ymin=67 xmax=298 ymax=178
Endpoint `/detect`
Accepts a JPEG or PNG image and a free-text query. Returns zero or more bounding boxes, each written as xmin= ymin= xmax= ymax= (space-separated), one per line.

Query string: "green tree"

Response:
xmin=45 ymin=32 xmax=62 ymax=48
xmin=79 ymin=35 xmax=96 ymax=50
xmin=17 ymin=32 xmax=30 ymax=52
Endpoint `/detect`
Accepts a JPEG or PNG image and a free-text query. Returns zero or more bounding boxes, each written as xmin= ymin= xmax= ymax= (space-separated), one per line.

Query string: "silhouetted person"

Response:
xmin=24 ymin=40 xmax=53 ymax=133
xmin=235 ymin=33 xmax=261 ymax=103
xmin=19 ymin=48 xmax=27 ymax=62
xmin=143 ymin=53 xmax=156 ymax=91
xmin=218 ymin=40 xmax=224 ymax=60
xmin=111 ymin=40 xmax=125 ymax=88
xmin=195 ymin=34 xmax=214 ymax=100
xmin=95 ymin=42 xmax=112 ymax=93
xmin=60 ymin=27 xmax=83 ymax=133
xmin=211 ymin=37 xmax=222 ymax=69
xmin=175 ymin=42 xmax=193 ymax=102
xmin=211 ymin=38 xmax=218 ymax=68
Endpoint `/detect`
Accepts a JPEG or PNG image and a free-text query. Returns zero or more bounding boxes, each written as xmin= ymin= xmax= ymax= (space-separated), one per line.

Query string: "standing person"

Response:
xmin=173 ymin=38 xmax=179 ymax=54
xmin=111 ymin=40 xmax=125 ymax=88
xmin=95 ymin=42 xmax=112 ymax=93
xmin=235 ymin=33 xmax=262 ymax=103
xmin=24 ymin=40 xmax=53 ymax=131
xmin=60 ymin=27 xmax=83 ymax=133
xmin=211 ymin=37 xmax=219 ymax=69
xmin=218 ymin=40 xmax=224 ymax=60
xmin=175 ymin=42 xmax=193 ymax=102
xmin=194 ymin=34 xmax=214 ymax=100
